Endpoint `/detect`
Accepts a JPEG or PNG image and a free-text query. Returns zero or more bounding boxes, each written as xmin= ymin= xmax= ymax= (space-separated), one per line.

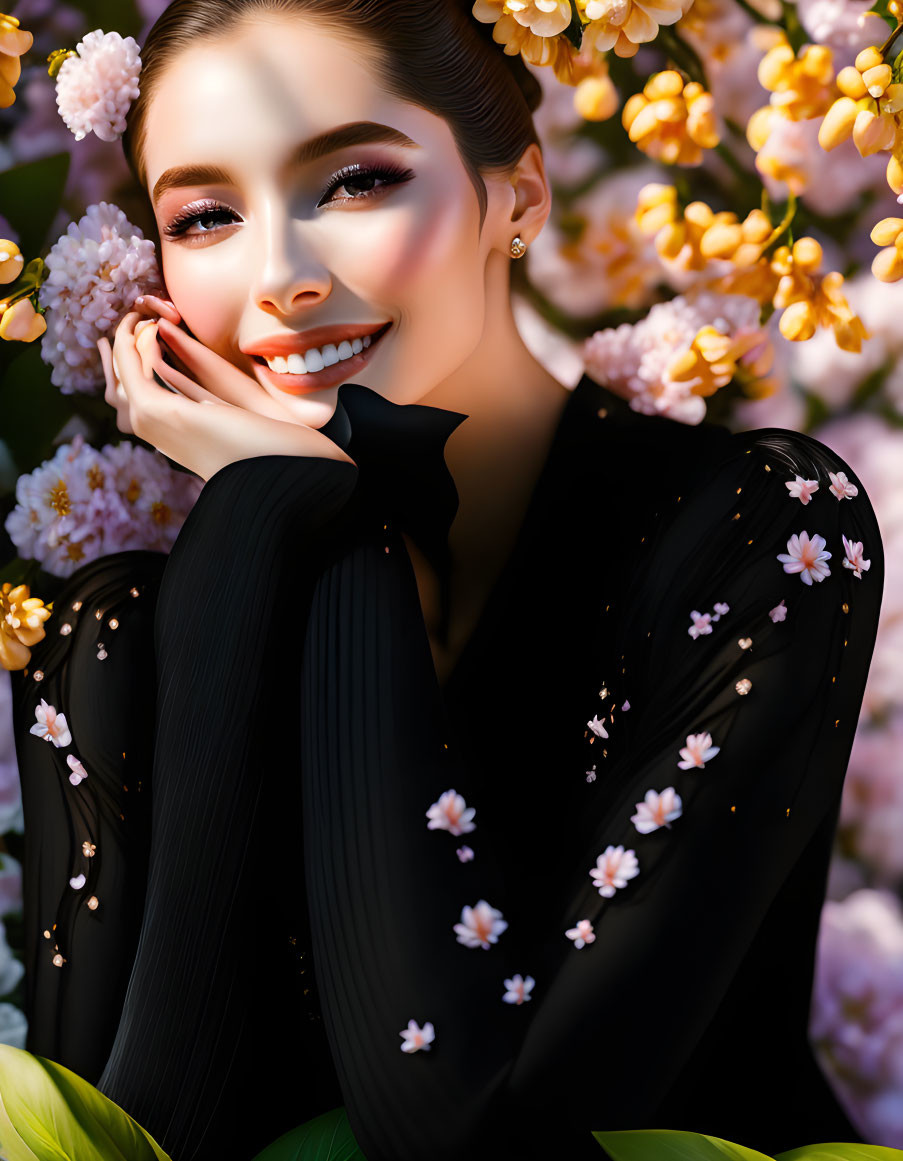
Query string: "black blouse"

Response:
xmin=11 ymin=373 xmax=884 ymax=1160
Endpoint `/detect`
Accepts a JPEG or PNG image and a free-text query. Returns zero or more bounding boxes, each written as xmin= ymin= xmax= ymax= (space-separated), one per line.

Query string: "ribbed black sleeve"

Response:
xmin=91 ymin=453 xmax=359 ymax=1161
xmin=299 ymin=429 xmax=883 ymax=1160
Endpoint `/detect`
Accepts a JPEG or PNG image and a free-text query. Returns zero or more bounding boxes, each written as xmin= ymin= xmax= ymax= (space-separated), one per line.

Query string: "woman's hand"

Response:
xmin=97 ymin=305 xmax=355 ymax=483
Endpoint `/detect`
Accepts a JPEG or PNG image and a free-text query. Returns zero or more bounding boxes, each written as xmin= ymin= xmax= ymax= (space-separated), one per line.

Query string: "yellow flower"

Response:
xmin=574 ymin=71 xmax=618 ymax=120
xmin=757 ymin=38 xmax=836 ymax=121
xmin=668 ymin=323 xmax=776 ymax=399
xmin=772 ymin=239 xmax=869 ymax=351
xmin=818 ymin=46 xmax=903 ymax=160
xmin=870 ymin=216 xmax=903 ymax=282
xmin=577 ymin=0 xmax=688 ymax=60
xmin=0 ymin=13 xmax=33 ymax=109
xmin=623 ymin=71 xmax=719 ymax=165
xmin=0 ymin=296 xmax=46 ymax=342
xmin=503 ymin=0 xmax=573 ymax=37
xmin=0 ymin=582 xmax=51 ymax=671
xmin=0 ymin=239 xmax=23 ymax=284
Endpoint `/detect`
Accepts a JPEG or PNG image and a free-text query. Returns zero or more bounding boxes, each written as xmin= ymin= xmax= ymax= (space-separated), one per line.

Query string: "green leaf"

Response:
xmin=869 ymin=0 xmax=902 ymax=31
xmin=775 ymin=1147 xmax=903 ymax=1160
xmin=0 ymin=154 xmax=70 ymax=259
xmin=250 ymin=1106 xmax=368 ymax=1161
xmin=0 ymin=343 xmax=71 ymax=473
xmin=0 ymin=1044 xmax=172 ymax=1161
xmin=592 ymin=1128 xmax=775 ymax=1161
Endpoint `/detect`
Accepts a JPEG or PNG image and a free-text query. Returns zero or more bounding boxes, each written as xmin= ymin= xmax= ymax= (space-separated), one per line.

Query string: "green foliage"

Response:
xmin=0 ymin=345 xmax=71 ymax=475
xmin=0 ymin=154 xmax=70 ymax=260
xmin=776 ymin=1147 xmax=903 ymax=1159
xmin=250 ymin=1106 xmax=368 ymax=1161
xmin=0 ymin=1044 xmax=172 ymax=1161
xmin=593 ymin=1128 xmax=774 ymax=1160
xmin=869 ymin=0 xmax=902 ymax=32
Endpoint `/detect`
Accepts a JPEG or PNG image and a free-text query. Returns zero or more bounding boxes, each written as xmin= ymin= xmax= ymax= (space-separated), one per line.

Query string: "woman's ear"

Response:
xmin=506 ymin=142 xmax=552 ymax=247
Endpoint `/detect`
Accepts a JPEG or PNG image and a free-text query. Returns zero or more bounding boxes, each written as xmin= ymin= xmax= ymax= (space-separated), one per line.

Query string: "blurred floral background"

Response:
xmin=1 ymin=0 xmax=903 ymax=1145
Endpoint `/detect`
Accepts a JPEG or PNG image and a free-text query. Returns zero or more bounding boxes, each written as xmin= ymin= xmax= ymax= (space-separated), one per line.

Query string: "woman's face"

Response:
xmin=141 ymin=16 xmax=515 ymax=427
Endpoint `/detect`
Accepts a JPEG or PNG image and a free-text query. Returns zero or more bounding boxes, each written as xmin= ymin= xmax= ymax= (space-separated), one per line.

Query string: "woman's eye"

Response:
xmin=162 ymin=202 xmax=240 ymax=242
xmin=317 ymin=163 xmax=414 ymax=208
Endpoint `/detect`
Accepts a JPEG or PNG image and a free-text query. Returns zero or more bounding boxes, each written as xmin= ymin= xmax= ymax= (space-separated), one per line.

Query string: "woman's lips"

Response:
xmin=252 ymin=322 xmax=392 ymax=395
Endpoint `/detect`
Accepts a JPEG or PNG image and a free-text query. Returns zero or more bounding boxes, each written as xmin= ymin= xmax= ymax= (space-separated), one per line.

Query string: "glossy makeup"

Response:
xmin=141 ymin=14 xmax=545 ymax=428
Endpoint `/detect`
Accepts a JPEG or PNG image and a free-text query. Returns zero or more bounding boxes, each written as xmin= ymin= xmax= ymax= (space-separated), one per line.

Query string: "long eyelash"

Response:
xmin=317 ymin=162 xmax=414 ymax=205
xmin=163 ymin=199 xmax=238 ymax=238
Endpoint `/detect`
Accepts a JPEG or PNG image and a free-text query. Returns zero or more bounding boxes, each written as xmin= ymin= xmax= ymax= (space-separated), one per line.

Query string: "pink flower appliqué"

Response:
xmin=589 ymin=845 xmax=640 ymax=897
xmin=829 ymin=471 xmax=859 ymax=501
xmin=454 ymin=900 xmax=508 ymax=949
xmin=621 ymin=700 xmax=631 ymax=711
xmin=69 ymin=873 xmax=85 ymax=890
xmin=711 ymin=602 xmax=730 ymax=621
xmin=777 ymin=531 xmax=832 ymax=585
xmin=456 ymin=845 xmax=475 ymax=863
xmin=842 ymin=534 xmax=870 ymax=579
xmin=785 ymin=476 xmax=819 ymax=504
xmin=678 ymin=731 xmax=720 ymax=769
xmin=399 ymin=1019 xmax=434 ymax=1053
xmin=29 ymin=699 xmax=72 ymax=748
xmin=688 ymin=610 xmax=713 ymax=639
xmin=566 ymin=919 xmax=596 ymax=949
xmin=67 ymin=754 xmax=88 ymax=785
xmin=502 ymin=975 xmax=535 ymax=1005
xmin=587 ymin=715 xmax=609 ymax=738
xmin=631 ymin=787 xmax=683 ymax=833
xmin=769 ymin=600 xmax=788 ymax=623
xmin=426 ymin=789 xmax=476 ymax=836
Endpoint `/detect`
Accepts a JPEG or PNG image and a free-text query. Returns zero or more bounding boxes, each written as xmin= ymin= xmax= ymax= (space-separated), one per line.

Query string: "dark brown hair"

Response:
xmin=123 ymin=0 xmax=544 ymax=230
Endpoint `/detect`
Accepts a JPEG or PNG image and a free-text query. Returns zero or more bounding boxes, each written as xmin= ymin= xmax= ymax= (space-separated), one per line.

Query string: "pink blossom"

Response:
xmin=621 ymin=700 xmax=631 ymax=711
xmin=54 ymin=30 xmax=141 ymax=143
xmin=842 ymin=534 xmax=871 ymax=580
xmin=786 ymin=475 xmax=820 ymax=504
xmin=631 ymin=787 xmax=683 ymax=833
xmin=66 ymin=754 xmax=87 ymax=786
xmin=587 ymin=715 xmax=608 ymax=739
xmin=502 ymin=974 xmax=535 ymax=1005
xmin=688 ymin=610 xmax=713 ymax=639
xmin=456 ymin=845 xmax=475 ymax=863
xmin=454 ymin=900 xmax=508 ymax=949
xmin=589 ymin=845 xmax=640 ymax=897
xmin=426 ymin=789 xmax=476 ymax=836
xmin=830 ymin=470 xmax=859 ymax=501
xmin=769 ymin=599 xmax=788 ymax=622
xmin=678 ymin=731 xmax=720 ymax=769
xmin=69 ymin=873 xmax=85 ymax=890
xmin=29 ymin=699 xmax=71 ymax=748
xmin=777 ymin=530 xmax=832 ymax=585
xmin=565 ymin=919 xmax=596 ymax=949
xmin=38 ymin=201 xmax=162 ymax=395
xmin=712 ymin=601 xmax=730 ymax=619
xmin=583 ymin=290 xmax=768 ymax=426
xmin=399 ymin=1019 xmax=434 ymax=1053
xmin=586 ymin=771 xmax=597 ymax=783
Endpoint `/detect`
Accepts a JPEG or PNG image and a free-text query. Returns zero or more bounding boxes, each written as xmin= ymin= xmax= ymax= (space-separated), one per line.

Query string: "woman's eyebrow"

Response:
xmin=152 ymin=121 xmax=419 ymax=206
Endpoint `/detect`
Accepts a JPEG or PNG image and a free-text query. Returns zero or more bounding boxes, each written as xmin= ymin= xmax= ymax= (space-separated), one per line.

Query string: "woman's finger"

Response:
xmin=155 ymin=318 xmax=291 ymax=419
xmin=134 ymin=294 xmax=181 ymax=325
xmin=150 ymin=350 xmax=237 ymax=407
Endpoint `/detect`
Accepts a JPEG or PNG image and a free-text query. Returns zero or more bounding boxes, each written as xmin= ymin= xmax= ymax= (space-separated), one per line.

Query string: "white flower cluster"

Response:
xmin=54 ymin=29 xmax=141 ymax=143
xmin=582 ymin=290 xmax=766 ymax=425
xmin=4 ymin=434 xmax=202 ymax=578
xmin=38 ymin=202 xmax=162 ymax=395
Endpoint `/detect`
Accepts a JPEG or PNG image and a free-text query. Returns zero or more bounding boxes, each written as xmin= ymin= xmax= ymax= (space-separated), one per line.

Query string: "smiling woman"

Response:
xmin=8 ymin=1 xmax=886 ymax=1160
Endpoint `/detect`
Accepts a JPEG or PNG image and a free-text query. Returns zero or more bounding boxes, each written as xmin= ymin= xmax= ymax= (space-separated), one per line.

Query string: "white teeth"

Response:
xmin=263 ymin=327 xmax=384 ymax=373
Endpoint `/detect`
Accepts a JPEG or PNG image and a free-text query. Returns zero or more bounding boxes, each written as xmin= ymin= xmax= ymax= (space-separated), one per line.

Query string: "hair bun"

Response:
xmin=452 ymin=0 xmax=545 ymax=113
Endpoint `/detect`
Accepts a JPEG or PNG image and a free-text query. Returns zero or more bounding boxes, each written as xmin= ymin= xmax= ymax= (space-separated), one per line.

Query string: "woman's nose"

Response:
xmin=251 ymin=214 xmax=331 ymax=317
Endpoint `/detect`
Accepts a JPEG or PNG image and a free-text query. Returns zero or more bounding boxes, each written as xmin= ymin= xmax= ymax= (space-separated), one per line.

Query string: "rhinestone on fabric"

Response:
xmin=735 ymin=678 xmax=752 ymax=695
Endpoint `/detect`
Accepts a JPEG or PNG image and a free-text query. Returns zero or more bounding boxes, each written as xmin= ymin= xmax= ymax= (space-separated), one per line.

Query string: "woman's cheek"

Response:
xmin=161 ymin=250 xmax=241 ymax=358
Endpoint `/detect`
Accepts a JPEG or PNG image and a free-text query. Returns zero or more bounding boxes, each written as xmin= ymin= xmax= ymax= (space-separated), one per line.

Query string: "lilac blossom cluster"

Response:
xmin=4 ymin=434 xmax=202 ymax=578
xmin=37 ymin=202 xmax=162 ymax=395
